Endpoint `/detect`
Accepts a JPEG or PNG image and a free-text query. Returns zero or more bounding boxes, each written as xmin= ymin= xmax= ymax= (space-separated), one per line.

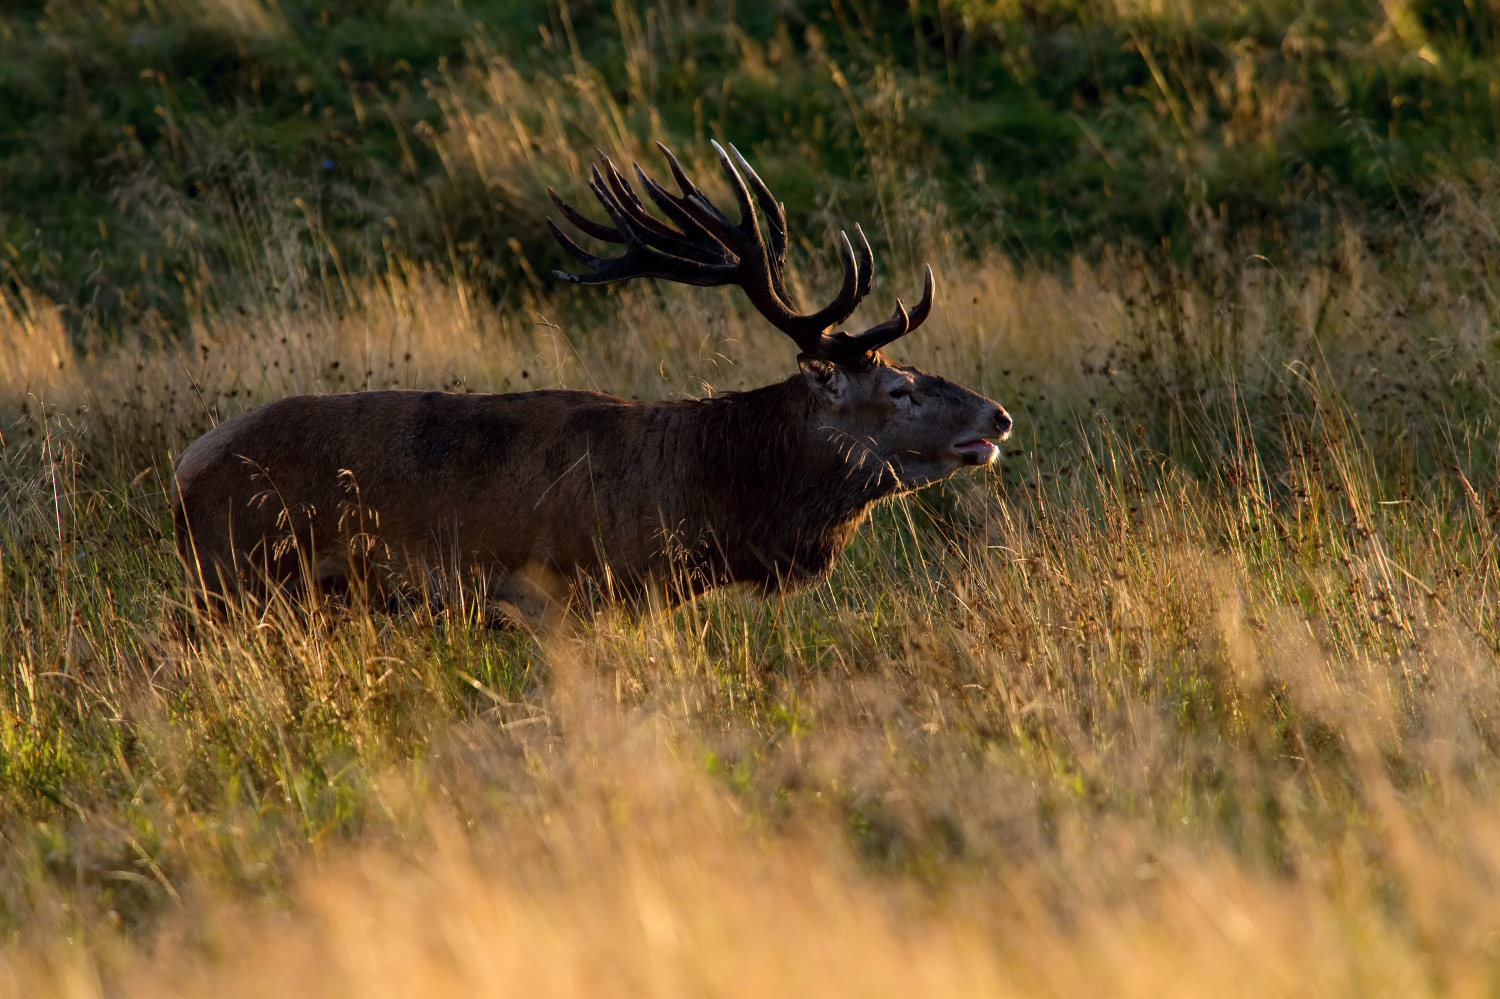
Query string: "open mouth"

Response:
xmin=954 ymin=439 xmax=999 ymax=464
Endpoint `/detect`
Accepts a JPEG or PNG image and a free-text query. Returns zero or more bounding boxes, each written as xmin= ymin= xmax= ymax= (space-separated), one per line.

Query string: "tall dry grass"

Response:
xmin=3 ymin=193 xmax=1500 ymax=991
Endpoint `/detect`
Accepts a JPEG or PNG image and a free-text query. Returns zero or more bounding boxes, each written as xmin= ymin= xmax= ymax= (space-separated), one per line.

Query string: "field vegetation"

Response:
xmin=3 ymin=0 xmax=1500 ymax=994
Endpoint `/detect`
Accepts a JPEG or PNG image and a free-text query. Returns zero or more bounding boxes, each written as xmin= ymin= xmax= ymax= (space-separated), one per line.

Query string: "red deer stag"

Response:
xmin=173 ymin=142 xmax=1012 ymax=616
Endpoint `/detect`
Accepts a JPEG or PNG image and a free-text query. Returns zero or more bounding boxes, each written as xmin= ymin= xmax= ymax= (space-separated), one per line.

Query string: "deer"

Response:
xmin=172 ymin=142 xmax=1012 ymax=620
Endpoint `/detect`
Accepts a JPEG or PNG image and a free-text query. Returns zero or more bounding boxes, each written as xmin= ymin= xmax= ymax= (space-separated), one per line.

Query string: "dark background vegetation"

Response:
xmin=5 ymin=0 xmax=1499 ymax=333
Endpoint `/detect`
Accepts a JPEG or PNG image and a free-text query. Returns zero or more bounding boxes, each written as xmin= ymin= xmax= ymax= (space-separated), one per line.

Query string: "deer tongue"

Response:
xmin=954 ymin=439 xmax=998 ymax=464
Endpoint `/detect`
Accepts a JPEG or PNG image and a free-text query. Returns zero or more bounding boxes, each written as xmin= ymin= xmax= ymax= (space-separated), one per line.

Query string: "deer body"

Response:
xmin=175 ymin=362 xmax=1003 ymax=607
xmin=173 ymin=141 xmax=1011 ymax=612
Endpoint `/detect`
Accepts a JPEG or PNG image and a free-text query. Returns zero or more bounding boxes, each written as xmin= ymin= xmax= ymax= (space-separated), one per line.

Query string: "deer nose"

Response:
xmin=993 ymin=407 xmax=1013 ymax=440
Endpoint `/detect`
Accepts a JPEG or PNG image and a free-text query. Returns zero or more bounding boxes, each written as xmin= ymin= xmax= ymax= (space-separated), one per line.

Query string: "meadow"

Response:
xmin=4 ymin=0 xmax=1500 ymax=995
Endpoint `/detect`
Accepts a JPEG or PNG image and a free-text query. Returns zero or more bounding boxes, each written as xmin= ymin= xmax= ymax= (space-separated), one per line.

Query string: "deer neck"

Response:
xmin=680 ymin=374 xmax=897 ymax=586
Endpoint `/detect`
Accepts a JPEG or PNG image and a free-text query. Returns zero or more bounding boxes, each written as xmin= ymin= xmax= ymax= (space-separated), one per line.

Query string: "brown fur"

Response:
xmin=173 ymin=353 xmax=1010 ymax=613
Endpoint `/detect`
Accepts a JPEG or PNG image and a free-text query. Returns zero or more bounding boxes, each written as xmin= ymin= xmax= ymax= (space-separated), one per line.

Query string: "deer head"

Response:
xmin=547 ymin=142 xmax=1012 ymax=490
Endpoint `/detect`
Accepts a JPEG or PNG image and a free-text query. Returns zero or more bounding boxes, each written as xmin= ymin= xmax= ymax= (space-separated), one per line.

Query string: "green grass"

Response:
xmin=8 ymin=0 xmax=1500 ymax=334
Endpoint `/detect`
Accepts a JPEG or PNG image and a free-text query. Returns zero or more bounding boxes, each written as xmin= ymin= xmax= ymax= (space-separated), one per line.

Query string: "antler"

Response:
xmin=547 ymin=141 xmax=935 ymax=367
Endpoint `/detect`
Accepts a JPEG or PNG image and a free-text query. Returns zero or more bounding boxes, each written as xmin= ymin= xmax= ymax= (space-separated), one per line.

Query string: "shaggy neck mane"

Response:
xmin=661 ymin=374 xmax=899 ymax=590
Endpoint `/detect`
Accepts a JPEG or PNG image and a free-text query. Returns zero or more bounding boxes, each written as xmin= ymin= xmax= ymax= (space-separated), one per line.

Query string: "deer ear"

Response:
xmin=799 ymin=357 xmax=850 ymax=407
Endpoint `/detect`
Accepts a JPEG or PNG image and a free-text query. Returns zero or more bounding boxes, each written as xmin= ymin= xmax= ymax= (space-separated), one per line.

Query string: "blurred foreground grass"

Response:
xmin=2 ymin=0 xmax=1500 ymax=995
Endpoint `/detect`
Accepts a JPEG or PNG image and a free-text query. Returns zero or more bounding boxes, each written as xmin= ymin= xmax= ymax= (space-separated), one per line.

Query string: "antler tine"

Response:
xmin=596 ymin=151 xmax=681 ymax=242
xmin=547 ymin=187 xmax=621 ymax=243
xmin=728 ymin=141 xmax=832 ymax=322
xmin=839 ymin=264 xmax=936 ymax=355
xmin=590 ymin=158 xmax=735 ymax=266
xmin=727 ymin=143 xmax=788 ymax=265
xmin=551 ymin=229 xmax=736 ymax=286
xmin=656 ymin=142 xmax=707 ymax=202
xmin=710 ymin=140 xmax=762 ymax=245
xmin=906 ymin=263 xmax=936 ymax=329
xmin=578 ymin=164 xmax=721 ymax=267
xmin=789 ymin=231 xmax=867 ymax=337
xmin=656 ymin=142 xmax=738 ymax=238
xmin=851 ymin=224 xmax=875 ymax=301
xmin=633 ymin=162 xmax=728 ymax=249
xmin=582 ymin=164 xmax=665 ymax=252
xmin=547 ymin=217 xmax=611 ymax=279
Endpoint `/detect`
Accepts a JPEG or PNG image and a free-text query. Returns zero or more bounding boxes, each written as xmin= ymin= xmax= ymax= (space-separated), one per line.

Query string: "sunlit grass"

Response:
xmin=3 ymin=197 xmax=1500 ymax=990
